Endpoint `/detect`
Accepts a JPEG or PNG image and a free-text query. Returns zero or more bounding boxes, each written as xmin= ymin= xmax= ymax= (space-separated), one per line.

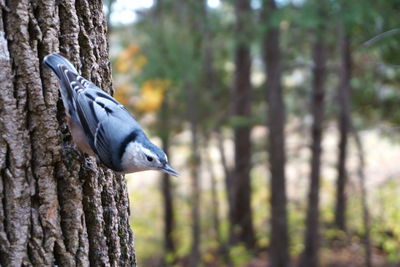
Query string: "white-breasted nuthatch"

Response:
xmin=44 ymin=53 xmax=179 ymax=176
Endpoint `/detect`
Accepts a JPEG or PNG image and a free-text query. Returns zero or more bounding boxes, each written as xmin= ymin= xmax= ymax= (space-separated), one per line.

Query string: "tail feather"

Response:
xmin=43 ymin=53 xmax=78 ymax=77
xmin=43 ymin=53 xmax=78 ymax=117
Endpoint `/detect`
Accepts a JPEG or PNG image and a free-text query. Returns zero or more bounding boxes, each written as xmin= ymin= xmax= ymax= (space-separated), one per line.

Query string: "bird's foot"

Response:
xmin=64 ymin=144 xmax=81 ymax=156
xmin=64 ymin=144 xmax=98 ymax=175
xmin=82 ymin=157 xmax=98 ymax=175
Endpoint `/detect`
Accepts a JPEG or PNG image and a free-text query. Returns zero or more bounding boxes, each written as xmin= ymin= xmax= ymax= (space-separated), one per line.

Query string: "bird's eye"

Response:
xmin=146 ymin=156 xmax=153 ymax=162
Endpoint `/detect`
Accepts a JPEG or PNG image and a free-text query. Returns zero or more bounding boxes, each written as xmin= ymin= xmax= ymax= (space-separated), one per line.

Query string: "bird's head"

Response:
xmin=121 ymin=137 xmax=179 ymax=176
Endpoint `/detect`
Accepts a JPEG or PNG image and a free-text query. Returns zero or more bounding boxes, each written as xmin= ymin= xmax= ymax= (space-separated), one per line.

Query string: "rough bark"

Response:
xmin=262 ymin=0 xmax=289 ymax=266
xmin=299 ymin=12 xmax=327 ymax=267
xmin=231 ymin=0 xmax=255 ymax=250
xmin=335 ymin=26 xmax=351 ymax=232
xmin=0 ymin=1 xmax=135 ymax=266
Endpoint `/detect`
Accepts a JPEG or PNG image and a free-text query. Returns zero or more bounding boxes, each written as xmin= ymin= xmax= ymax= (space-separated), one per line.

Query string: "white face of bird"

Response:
xmin=121 ymin=141 xmax=179 ymax=176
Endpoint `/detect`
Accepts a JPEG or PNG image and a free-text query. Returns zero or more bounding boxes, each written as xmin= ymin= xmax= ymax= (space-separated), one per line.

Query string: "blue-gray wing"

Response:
xmin=64 ymin=69 xmax=142 ymax=171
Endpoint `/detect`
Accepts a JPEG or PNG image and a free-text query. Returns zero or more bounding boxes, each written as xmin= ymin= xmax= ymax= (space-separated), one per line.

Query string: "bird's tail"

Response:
xmin=43 ymin=53 xmax=78 ymax=76
xmin=43 ymin=53 xmax=78 ymax=117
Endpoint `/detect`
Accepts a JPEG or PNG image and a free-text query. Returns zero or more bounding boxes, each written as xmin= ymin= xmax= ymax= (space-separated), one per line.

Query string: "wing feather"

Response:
xmin=61 ymin=67 xmax=142 ymax=170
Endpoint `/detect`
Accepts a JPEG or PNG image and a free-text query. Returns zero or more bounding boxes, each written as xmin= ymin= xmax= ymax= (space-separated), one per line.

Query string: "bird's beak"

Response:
xmin=162 ymin=164 xmax=179 ymax=177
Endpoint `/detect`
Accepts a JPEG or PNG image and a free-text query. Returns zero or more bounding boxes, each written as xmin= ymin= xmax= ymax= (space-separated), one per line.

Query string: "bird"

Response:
xmin=44 ymin=53 xmax=179 ymax=176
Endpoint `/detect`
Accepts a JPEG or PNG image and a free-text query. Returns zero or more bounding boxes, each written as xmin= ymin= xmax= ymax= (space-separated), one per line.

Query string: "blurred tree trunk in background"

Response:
xmin=187 ymin=2 xmax=205 ymax=265
xmin=299 ymin=4 xmax=328 ymax=266
xmin=204 ymin=143 xmax=222 ymax=246
xmin=216 ymin=129 xmax=235 ymax=241
xmin=153 ymin=0 xmax=177 ymax=263
xmin=335 ymin=26 xmax=352 ymax=232
xmin=353 ymin=130 xmax=372 ymax=267
xmin=183 ymin=0 xmax=206 ymax=266
xmin=104 ymin=0 xmax=115 ymax=34
xmin=160 ymin=101 xmax=176 ymax=263
xmin=262 ymin=0 xmax=289 ymax=266
xmin=188 ymin=81 xmax=201 ymax=266
xmin=231 ymin=0 xmax=256 ymax=250
xmin=201 ymin=2 xmax=224 ymax=253
xmin=0 ymin=0 xmax=135 ymax=266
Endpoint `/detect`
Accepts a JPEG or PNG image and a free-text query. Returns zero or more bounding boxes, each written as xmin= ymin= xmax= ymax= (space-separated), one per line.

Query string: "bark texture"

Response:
xmin=0 ymin=1 xmax=135 ymax=266
xmin=335 ymin=27 xmax=351 ymax=232
xmin=231 ymin=0 xmax=255 ymax=250
xmin=262 ymin=0 xmax=289 ymax=266
xmin=299 ymin=12 xmax=327 ymax=267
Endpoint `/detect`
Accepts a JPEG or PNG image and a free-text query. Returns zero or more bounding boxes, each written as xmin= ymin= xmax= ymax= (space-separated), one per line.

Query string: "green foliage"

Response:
xmin=129 ymin=180 xmax=163 ymax=262
xmin=371 ymin=179 xmax=400 ymax=262
xmin=288 ymin=203 xmax=306 ymax=256
xmin=229 ymin=245 xmax=253 ymax=266
xmin=228 ymin=115 xmax=256 ymax=128
xmin=110 ymin=0 xmax=400 ymax=265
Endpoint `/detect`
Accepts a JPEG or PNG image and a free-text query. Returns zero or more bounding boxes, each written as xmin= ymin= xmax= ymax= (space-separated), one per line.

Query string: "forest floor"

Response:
xmin=246 ymin=246 xmax=397 ymax=267
xmin=141 ymin=246 xmax=397 ymax=267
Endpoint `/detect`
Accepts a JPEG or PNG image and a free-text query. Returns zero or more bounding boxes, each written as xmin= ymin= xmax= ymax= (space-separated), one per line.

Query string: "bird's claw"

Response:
xmin=64 ymin=144 xmax=80 ymax=156
xmin=64 ymin=145 xmax=98 ymax=174
xmin=82 ymin=157 xmax=98 ymax=175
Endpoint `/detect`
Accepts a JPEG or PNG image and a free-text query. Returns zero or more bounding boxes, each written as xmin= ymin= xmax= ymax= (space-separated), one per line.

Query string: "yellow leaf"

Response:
xmin=115 ymin=59 xmax=131 ymax=73
xmin=114 ymin=84 xmax=132 ymax=107
xmin=116 ymin=44 xmax=144 ymax=73
xmin=133 ymin=55 xmax=148 ymax=72
xmin=136 ymin=79 xmax=170 ymax=113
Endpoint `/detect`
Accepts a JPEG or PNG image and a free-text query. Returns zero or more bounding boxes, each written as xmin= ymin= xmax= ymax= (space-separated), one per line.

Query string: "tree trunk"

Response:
xmin=231 ymin=0 xmax=255 ymax=250
xmin=299 ymin=13 xmax=327 ymax=267
xmin=187 ymin=1 xmax=205 ymax=265
xmin=104 ymin=0 xmax=115 ymax=34
xmin=353 ymin=130 xmax=372 ymax=267
xmin=151 ymin=1 xmax=176 ymax=263
xmin=203 ymin=142 xmax=222 ymax=246
xmin=262 ymin=0 xmax=289 ymax=266
xmin=201 ymin=3 xmax=223 ymax=253
xmin=160 ymin=101 xmax=176 ymax=263
xmin=215 ymin=128 xmax=235 ymax=244
xmin=188 ymin=83 xmax=201 ymax=267
xmin=334 ymin=26 xmax=351 ymax=232
xmin=161 ymin=138 xmax=176 ymax=261
xmin=161 ymin=171 xmax=176 ymax=263
xmin=0 ymin=1 xmax=135 ymax=266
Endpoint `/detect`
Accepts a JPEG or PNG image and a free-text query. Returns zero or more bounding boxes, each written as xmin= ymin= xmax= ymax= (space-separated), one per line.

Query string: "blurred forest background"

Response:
xmin=104 ymin=0 xmax=400 ymax=266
